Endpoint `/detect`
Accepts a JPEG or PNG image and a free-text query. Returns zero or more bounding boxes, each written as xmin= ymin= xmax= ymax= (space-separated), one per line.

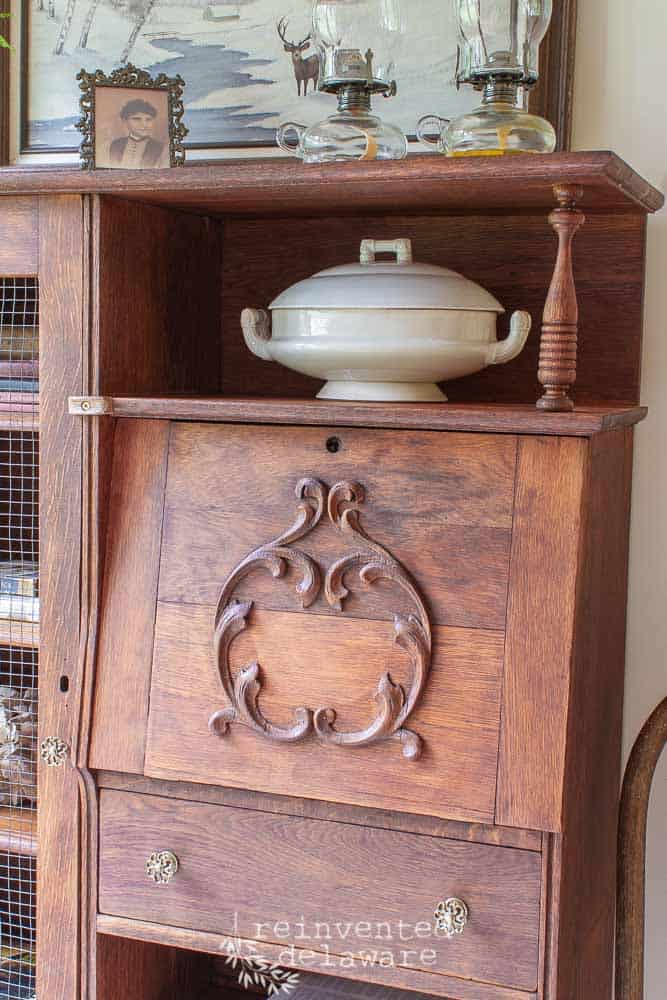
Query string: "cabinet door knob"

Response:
xmin=434 ymin=898 xmax=469 ymax=938
xmin=146 ymin=851 xmax=179 ymax=884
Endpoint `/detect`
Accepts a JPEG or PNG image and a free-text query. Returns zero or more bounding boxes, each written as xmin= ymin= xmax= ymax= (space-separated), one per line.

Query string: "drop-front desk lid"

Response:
xmin=86 ymin=411 xmax=629 ymax=834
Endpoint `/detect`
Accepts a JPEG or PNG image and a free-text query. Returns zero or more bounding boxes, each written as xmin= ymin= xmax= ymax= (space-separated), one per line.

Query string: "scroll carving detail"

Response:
xmin=209 ymin=479 xmax=432 ymax=760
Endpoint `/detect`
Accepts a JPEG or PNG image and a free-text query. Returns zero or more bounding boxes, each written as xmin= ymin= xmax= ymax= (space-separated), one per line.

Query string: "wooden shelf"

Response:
xmin=0 ymin=619 xmax=39 ymax=648
xmin=0 ymin=807 xmax=37 ymax=856
xmin=108 ymin=396 xmax=648 ymax=439
xmin=0 ymin=152 xmax=662 ymax=217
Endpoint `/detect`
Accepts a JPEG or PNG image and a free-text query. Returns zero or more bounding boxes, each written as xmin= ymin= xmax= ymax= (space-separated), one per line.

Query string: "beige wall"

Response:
xmin=572 ymin=1 xmax=667 ymax=996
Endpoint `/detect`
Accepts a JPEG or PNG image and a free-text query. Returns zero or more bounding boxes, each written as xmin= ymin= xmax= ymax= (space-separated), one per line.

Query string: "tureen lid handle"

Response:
xmin=360 ymin=239 xmax=413 ymax=266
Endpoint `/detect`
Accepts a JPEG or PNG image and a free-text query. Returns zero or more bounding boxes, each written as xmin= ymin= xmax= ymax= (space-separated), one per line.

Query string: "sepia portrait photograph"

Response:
xmin=94 ymin=85 xmax=170 ymax=169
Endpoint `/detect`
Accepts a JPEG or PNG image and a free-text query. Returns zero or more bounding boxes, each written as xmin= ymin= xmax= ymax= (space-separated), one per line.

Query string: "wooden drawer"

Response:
xmin=98 ymin=790 xmax=542 ymax=998
xmin=91 ymin=420 xmax=517 ymax=825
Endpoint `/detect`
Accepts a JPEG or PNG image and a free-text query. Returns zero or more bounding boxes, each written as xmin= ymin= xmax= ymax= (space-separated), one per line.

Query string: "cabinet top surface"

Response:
xmin=0 ymin=151 xmax=662 ymax=217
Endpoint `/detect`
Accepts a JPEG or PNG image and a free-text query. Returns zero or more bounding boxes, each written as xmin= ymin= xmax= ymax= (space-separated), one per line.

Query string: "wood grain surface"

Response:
xmin=0 ymin=198 xmax=39 ymax=274
xmin=98 ymin=789 xmax=542 ymax=993
xmin=0 ymin=152 xmax=661 ymax=214
xmin=495 ymin=436 xmax=587 ymax=832
xmin=88 ymin=419 xmax=170 ymax=773
xmin=95 ymin=770 xmax=543 ymax=852
xmin=552 ymin=428 xmax=635 ymax=999
xmin=108 ymin=397 xmax=648 ymax=437
xmin=146 ymin=602 xmax=504 ymax=822
xmin=37 ymin=196 xmax=86 ymax=1000
xmin=158 ymin=422 xmax=516 ymax=630
xmin=93 ymin=197 xmax=223 ymax=397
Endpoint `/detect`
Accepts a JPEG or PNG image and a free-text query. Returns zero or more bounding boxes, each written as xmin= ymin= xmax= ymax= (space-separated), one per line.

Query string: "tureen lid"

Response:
xmin=269 ymin=239 xmax=504 ymax=313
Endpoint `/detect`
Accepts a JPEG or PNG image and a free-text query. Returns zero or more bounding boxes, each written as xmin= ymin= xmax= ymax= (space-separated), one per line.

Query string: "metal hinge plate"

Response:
xmin=68 ymin=396 xmax=114 ymax=416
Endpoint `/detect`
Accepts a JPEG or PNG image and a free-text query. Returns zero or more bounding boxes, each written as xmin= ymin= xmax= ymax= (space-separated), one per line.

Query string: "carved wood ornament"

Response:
xmin=208 ymin=479 xmax=432 ymax=760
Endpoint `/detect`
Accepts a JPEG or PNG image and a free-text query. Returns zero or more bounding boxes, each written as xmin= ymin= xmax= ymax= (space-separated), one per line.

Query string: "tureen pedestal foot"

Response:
xmin=317 ymin=381 xmax=447 ymax=403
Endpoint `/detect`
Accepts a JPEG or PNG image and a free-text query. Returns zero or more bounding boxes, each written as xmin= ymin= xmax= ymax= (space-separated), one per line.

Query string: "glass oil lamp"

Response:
xmin=277 ymin=0 xmax=407 ymax=164
xmin=418 ymin=0 xmax=556 ymax=156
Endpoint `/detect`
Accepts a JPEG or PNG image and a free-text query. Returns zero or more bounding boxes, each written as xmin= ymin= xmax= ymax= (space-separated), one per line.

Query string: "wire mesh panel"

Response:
xmin=0 ymin=278 xmax=39 ymax=1000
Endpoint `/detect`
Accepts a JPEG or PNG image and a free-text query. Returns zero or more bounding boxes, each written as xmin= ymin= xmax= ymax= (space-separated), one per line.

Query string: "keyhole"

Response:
xmin=326 ymin=436 xmax=341 ymax=453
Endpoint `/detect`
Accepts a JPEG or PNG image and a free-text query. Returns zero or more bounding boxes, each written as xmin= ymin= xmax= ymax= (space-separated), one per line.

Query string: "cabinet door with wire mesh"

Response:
xmin=0 ymin=277 xmax=38 ymax=1000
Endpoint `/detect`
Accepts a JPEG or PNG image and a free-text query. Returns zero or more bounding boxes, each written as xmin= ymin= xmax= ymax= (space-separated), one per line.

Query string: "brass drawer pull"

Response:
xmin=146 ymin=851 xmax=179 ymax=885
xmin=435 ymin=897 xmax=469 ymax=938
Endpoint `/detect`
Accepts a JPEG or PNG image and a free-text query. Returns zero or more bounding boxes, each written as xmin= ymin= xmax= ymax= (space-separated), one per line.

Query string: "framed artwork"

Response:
xmin=75 ymin=63 xmax=187 ymax=168
xmin=14 ymin=0 xmax=577 ymax=160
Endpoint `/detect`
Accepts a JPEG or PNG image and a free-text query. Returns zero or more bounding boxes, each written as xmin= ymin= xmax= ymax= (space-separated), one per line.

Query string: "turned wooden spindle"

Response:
xmin=537 ymin=184 xmax=586 ymax=411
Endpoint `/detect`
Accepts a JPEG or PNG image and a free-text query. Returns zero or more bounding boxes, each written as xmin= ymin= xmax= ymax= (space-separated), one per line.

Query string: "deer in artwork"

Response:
xmin=277 ymin=17 xmax=320 ymax=96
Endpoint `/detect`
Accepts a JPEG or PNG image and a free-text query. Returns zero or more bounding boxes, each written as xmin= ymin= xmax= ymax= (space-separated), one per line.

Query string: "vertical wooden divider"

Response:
xmin=38 ymin=195 xmax=86 ymax=1000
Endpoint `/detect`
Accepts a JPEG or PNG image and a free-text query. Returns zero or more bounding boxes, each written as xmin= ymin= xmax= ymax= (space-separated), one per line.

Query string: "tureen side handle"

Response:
xmin=241 ymin=308 xmax=273 ymax=362
xmin=487 ymin=310 xmax=532 ymax=366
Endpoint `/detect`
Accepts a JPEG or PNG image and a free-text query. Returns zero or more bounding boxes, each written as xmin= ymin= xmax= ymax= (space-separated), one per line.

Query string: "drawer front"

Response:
xmin=140 ymin=422 xmax=516 ymax=823
xmin=99 ymin=790 xmax=541 ymax=994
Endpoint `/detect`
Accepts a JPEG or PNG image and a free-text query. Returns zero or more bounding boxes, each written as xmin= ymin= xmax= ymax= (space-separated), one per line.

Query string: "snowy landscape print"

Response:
xmin=24 ymin=0 xmax=477 ymax=152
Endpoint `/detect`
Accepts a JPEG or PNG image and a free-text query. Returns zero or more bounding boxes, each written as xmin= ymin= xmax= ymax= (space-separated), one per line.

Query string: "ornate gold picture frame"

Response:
xmin=75 ymin=63 xmax=187 ymax=171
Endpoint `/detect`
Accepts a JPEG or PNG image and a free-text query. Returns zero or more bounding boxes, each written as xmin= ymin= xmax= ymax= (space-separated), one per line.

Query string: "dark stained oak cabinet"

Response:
xmin=0 ymin=153 xmax=660 ymax=999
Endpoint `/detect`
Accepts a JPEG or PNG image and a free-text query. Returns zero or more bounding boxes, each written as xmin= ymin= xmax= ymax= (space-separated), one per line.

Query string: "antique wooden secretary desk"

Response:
xmin=0 ymin=152 xmax=661 ymax=999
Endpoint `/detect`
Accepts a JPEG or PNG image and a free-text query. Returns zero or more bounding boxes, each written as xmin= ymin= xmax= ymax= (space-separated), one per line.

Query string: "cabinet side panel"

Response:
xmin=95 ymin=197 xmax=223 ymax=396
xmin=551 ymin=428 xmax=634 ymax=999
xmin=37 ymin=195 xmax=86 ymax=1000
xmin=496 ymin=436 xmax=587 ymax=831
xmin=89 ymin=418 xmax=170 ymax=773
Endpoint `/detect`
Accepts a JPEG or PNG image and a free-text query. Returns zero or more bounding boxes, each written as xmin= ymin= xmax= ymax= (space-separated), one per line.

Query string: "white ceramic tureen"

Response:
xmin=241 ymin=238 xmax=531 ymax=402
